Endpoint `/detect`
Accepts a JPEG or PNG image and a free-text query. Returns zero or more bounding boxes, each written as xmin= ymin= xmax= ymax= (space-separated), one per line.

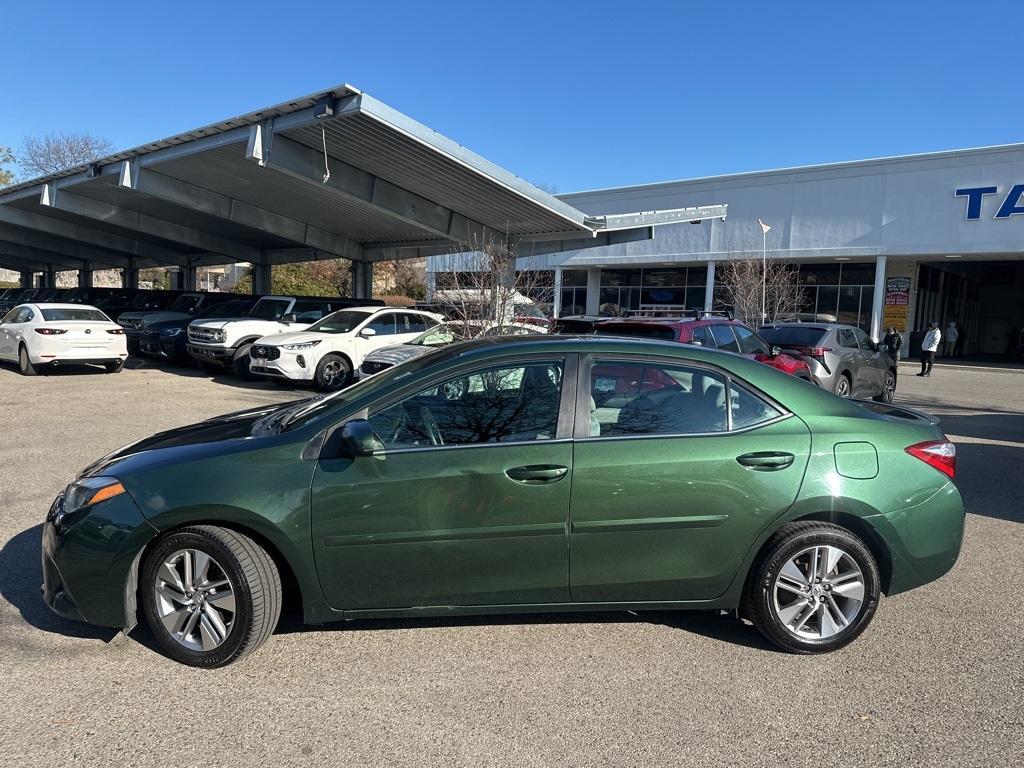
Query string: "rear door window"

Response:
xmin=692 ymin=325 xmax=716 ymax=347
xmin=708 ymin=324 xmax=740 ymax=352
xmin=838 ymin=328 xmax=859 ymax=349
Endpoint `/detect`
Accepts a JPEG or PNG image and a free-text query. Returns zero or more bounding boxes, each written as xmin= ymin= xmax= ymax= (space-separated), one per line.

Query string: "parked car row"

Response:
xmin=550 ymin=311 xmax=898 ymax=402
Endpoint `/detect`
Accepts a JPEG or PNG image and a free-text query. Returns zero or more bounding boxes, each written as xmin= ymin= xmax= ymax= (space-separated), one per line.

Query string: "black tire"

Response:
xmin=314 ymin=353 xmax=351 ymax=391
xmin=232 ymin=344 xmax=258 ymax=381
xmin=18 ymin=345 xmax=37 ymax=376
xmin=104 ymin=360 xmax=124 ymax=374
xmin=833 ymin=372 xmax=852 ymax=398
xmin=745 ymin=521 xmax=880 ymax=654
xmin=874 ymin=369 xmax=897 ymax=403
xmin=140 ymin=525 xmax=281 ymax=668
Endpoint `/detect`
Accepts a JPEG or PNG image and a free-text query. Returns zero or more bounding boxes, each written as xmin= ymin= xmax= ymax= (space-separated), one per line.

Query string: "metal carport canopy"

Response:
xmin=0 ymin=83 xmax=727 ymax=290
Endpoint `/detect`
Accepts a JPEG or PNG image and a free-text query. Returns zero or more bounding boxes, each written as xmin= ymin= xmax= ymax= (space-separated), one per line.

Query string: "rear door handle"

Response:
xmin=505 ymin=465 xmax=569 ymax=484
xmin=736 ymin=452 xmax=795 ymax=471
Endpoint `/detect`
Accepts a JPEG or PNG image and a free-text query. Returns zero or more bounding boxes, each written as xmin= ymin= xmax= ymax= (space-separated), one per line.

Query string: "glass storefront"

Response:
xmin=560 ymin=267 xmax=707 ymax=317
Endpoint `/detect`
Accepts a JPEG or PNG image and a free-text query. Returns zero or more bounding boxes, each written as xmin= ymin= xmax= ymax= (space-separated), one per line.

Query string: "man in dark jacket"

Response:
xmin=882 ymin=326 xmax=903 ymax=360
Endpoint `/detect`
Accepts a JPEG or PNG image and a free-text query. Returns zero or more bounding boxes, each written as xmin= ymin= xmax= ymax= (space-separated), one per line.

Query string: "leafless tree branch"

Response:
xmin=19 ymin=132 xmax=114 ymax=177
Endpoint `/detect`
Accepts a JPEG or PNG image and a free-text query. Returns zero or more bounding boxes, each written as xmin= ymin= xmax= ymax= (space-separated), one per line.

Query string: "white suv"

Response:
xmin=249 ymin=306 xmax=442 ymax=390
xmin=187 ymin=295 xmax=351 ymax=378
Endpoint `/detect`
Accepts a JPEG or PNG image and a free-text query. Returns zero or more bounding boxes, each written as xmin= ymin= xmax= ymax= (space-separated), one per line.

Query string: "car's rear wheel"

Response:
xmin=141 ymin=525 xmax=281 ymax=668
xmin=874 ymin=369 xmax=897 ymax=403
xmin=833 ymin=373 xmax=852 ymax=398
xmin=314 ymin=354 xmax=351 ymax=391
xmin=18 ymin=345 xmax=37 ymax=376
xmin=746 ymin=522 xmax=880 ymax=653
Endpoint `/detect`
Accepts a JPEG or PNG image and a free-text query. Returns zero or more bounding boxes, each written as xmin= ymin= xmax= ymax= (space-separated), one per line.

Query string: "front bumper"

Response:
xmin=187 ymin=343 xmax=233 ymax=367
xmin=250 ymin=349 xmax=317 ymax=381
xmin=40 ymin=489 xmax=159 ymax=629
xmin=140 ymin=335 xmax=183 ymax=359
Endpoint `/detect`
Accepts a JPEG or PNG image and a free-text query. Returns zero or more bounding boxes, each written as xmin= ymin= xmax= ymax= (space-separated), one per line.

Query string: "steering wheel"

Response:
xmin=419 ymin=406 xmax=444 ymax=446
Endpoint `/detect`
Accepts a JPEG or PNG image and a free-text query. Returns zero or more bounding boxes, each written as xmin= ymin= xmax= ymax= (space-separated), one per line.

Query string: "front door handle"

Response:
xmin=505 ymin=465 xmax=569 ymax=484
xmin=736 ymin=452 xmax=795 ymax=471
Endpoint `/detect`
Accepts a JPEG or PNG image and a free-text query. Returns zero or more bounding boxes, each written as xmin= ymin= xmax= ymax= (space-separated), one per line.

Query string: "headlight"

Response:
xmin=282 ymin=340 xmax=322 ymax=350
xmin=62 ymin=476 xmax=126 ymax=515
xmin=162 ymin=327 xmax=183 ymax=337
xmin=213 ymin=329 xmax=226 ymax=342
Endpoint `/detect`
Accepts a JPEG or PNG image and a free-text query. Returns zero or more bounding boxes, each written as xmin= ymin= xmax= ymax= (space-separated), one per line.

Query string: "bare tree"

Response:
xmin=432 ymin=237 xmax=552 ymax=327
xmin=0 ymin=145 xmax=15 ymax=187
xmin=716 ymin=258 xmax=799 ymax=326
xmin=19 ymin=132 xmax=113 ymax=176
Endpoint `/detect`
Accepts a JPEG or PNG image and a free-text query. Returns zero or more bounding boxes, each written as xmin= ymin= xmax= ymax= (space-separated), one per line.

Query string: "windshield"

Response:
xmin=307 ymin=310 xmax=372 ymax=334
xmin=758 ymin=326 xmax=829 ymax=347
xmin=411 ymin=322 xmax=483 ymax=347
xmin=248 ymin=298 xmax=292 ymax=320
xmin=171 ymin=294 xmax=203 ymax=313
xmin=41 ymin=308 xmax=110 ymax=322
xmin=202 ymin=300 xmax=252 ymax=319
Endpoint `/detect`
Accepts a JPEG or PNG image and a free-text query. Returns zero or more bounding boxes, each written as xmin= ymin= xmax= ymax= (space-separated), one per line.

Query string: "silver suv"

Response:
xmin=758 ymin=323 xmax=897 ymax=402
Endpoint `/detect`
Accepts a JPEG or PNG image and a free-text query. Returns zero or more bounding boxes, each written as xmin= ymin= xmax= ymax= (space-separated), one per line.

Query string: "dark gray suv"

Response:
xmin=758 ymin=323 xmax=897 ymax=401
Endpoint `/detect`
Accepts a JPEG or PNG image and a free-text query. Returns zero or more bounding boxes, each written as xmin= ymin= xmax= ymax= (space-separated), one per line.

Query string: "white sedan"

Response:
xmin=0 ymin=303 xmax=129 ymax=375
xmin=248 ymin=306 xmax=442 ymax=390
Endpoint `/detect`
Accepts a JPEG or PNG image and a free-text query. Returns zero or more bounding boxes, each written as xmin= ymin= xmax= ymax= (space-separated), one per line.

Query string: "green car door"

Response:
xmin=569 ymin=356 xmax=811 ymax=603
xmin=310 ymin=356 xmax=574 ymax=611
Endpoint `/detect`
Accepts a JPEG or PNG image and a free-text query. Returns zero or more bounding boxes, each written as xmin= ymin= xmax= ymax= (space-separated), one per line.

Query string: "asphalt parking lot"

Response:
xmin=1 ymin=357 xmax=1021 ymax=767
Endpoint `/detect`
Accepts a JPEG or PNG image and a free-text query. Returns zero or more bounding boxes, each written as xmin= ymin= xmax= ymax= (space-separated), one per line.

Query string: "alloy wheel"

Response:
xmin=154 ymin=549 xmax=236 ymax=652
xmin=772 ymin=545 xmax=865 ymax=640
xmin=884 ymin=373 xmax=896 ymax=402
xmin=322 ymin=360 xmax=344 ymax=389
xmin=834 ymin=376 xmax=851 ymax=397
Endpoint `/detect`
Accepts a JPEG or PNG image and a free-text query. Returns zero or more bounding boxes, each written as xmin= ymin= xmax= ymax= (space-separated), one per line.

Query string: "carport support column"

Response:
xmin=123 ymin=262 xmax=139 ymax=289
xmin=704 ymin=261 xmax=716 ymax=311
xmin=585 ymin=268 xmax=601 ymax=315
xmin=173 ymin=265 xmax=198 ymax=291
xmin=553 ymin=266 xmax=563 ymax=318
xmin=19 ymin=270 xmax=33 ymax=289
xmin=43 ymin=267 xmax=57 ymax=289
xmin=351 ymin=261 xmax=373 ymax=300
xmin=870 ymin=255 xmax=887 ymax=341
xmin=78 ymin=268 xmax=93 ymax=288
xmin=252 ymin=262 xmax=272 ymax=295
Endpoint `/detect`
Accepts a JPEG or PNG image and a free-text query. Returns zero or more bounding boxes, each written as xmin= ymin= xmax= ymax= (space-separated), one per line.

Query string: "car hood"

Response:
xmin=364 ymin=343 xmax=432 ymax=366
xmin=78 ymin=400 xmax=305 ymax=479
xmin=255 ymin=331 xmax=329 ymax=346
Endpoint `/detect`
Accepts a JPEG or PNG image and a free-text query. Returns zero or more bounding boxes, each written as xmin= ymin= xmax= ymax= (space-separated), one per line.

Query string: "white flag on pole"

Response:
xmin=758 ymin=218 xmax=772 ymax=235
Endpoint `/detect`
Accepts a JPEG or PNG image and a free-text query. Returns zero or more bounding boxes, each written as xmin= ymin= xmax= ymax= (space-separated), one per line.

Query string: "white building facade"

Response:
xmin=509 ymin=142 xmax=1024 ymax=355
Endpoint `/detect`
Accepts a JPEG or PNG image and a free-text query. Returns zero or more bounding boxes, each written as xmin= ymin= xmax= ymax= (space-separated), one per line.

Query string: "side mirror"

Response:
xmin=325 ymin=419 xmax=383 ymax=458
xmin=770 ymin=345 xmax=782 ymax=357
xmin=282 ymin=313 xmax=297 ymax=323
xmin=359 ymin=327 xmax=377 ymax=337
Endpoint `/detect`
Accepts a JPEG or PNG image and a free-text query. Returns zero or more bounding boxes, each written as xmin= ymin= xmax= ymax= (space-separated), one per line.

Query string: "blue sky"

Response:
xmin=2 ymin=1 xmax=1022 ymax=193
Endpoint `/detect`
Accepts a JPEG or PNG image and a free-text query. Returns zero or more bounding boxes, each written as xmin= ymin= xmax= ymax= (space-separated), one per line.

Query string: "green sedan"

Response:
xmin=41 ymin=336 xmax=964 ymax=667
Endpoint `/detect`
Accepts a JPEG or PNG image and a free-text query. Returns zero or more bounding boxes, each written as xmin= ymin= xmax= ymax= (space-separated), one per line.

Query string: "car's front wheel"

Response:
xmin=314 ymin=354 xmax=351 ymax=391
xmin=141 ymin=525 xmax=281 ymax=668
xmin=746 ymin=522 xmax=880 ymax=653
xmin=232 ymin=345 xmax=258 ymax=380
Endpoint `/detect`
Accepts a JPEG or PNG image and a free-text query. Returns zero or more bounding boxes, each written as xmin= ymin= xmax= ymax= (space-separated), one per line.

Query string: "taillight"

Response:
xmin=808 ymin=346 xmax=832 ymax=361
xmin=34 ymin=328 xmax=67 ymax=335
xmin=107 ymin=329 xmax=125 ymax=335
xmin=905 ymin=440 xmax=956 ymax=478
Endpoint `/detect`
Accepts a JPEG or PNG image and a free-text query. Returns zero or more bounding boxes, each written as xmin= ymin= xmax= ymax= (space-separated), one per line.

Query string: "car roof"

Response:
xmin=32 ymin=303 xmax=105 ymax=310
xmin=762 ymin=323 xmax=840 ymax=331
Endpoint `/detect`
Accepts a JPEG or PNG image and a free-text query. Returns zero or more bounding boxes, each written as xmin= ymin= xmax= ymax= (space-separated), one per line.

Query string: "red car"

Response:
xmin=592 ymin=313 xmax=814 ymax=382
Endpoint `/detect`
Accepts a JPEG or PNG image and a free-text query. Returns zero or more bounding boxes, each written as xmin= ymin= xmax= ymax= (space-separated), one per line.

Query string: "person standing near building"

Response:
xmin=944 ymin=319 xmax=959 ymax=358
xmin=918 ymin=322 xmax=941 ymax=377
xmin=882 ymin=326 xmax=903 ymax=360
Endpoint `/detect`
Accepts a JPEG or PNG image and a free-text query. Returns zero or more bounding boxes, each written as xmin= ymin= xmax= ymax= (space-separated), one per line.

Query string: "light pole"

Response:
xmin=758 ymin=219 xmax=771 ymax=323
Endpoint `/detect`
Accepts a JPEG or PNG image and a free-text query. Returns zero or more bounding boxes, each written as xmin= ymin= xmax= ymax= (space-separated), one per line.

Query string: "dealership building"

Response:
xmin=512 ymin=142 xmax=1024 ymax=355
